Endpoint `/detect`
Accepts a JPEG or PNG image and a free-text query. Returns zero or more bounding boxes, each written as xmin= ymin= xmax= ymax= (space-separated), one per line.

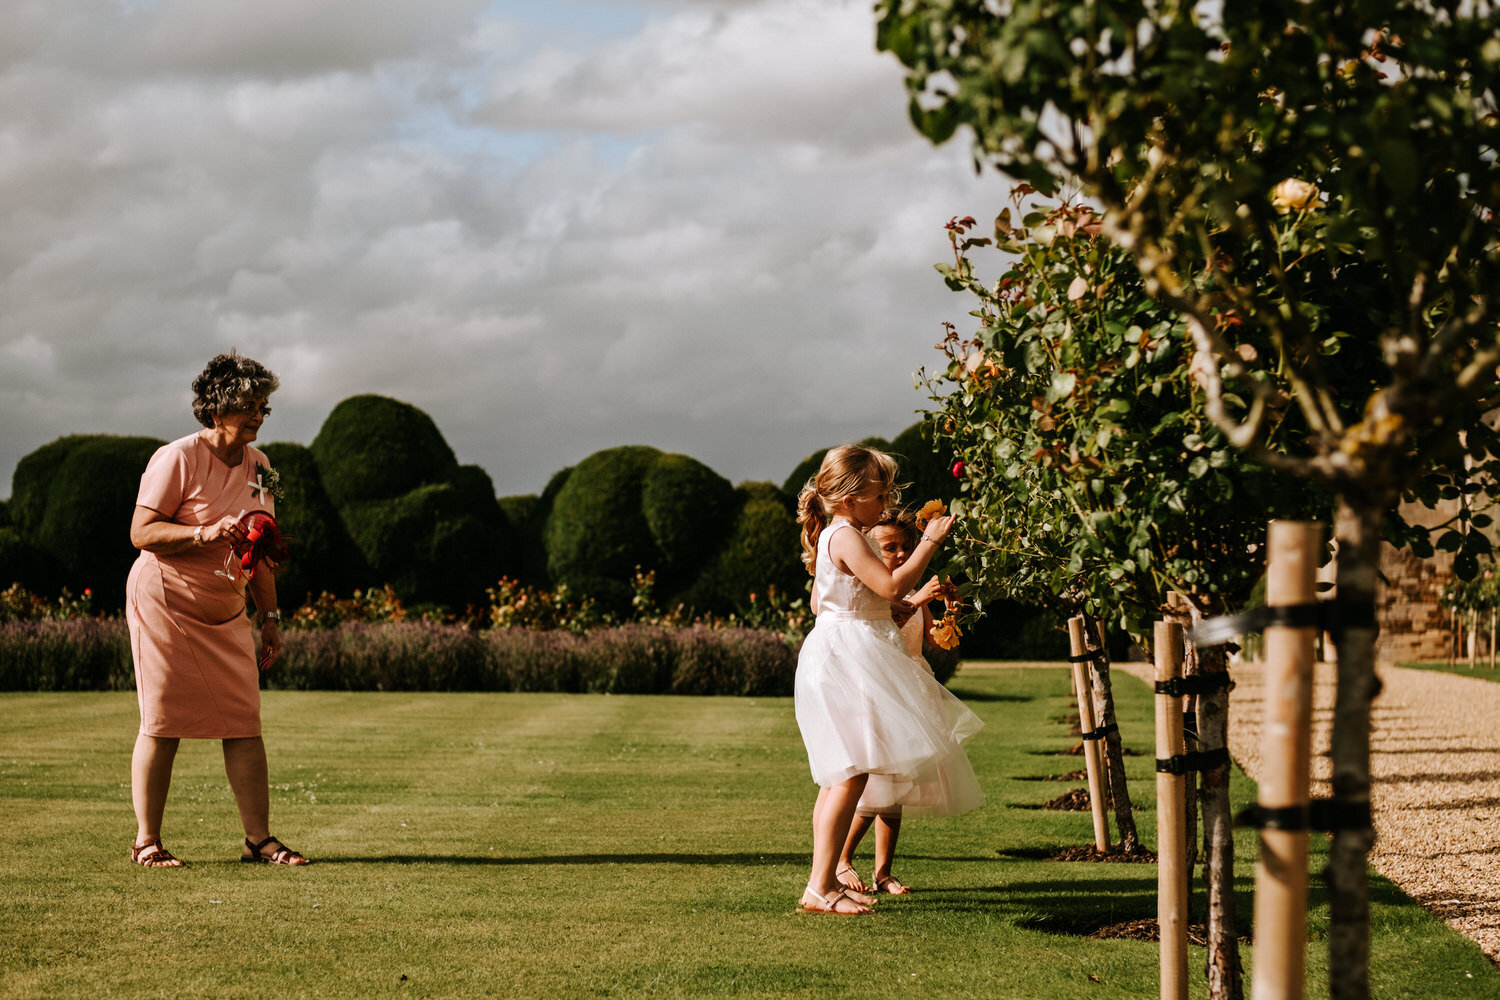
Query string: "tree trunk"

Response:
xmin=1084 ymin=616 xmax=1139 ymax=853
xmin=1195 ymin=640 xmax=1243 ymax=1000
xmin=1328 ymin=499 xmax=1381 ymax=1000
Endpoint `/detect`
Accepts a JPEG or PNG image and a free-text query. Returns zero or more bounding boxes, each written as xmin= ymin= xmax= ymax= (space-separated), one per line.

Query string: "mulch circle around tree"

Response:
xmin=1087 ymin=920 xmax=1210 ymax=945
xmin=1046 ymin=845 xmax=1158 ymax=863
xmin=1042 ymin=787 xmax=1091 ymax=811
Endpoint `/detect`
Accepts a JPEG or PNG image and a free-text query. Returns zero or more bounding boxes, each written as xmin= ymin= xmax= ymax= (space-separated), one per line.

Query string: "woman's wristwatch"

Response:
xmin=193 ymin=525 xmax=205 ymax=546
xmin=260 ymin=609 xmax=281 ymax=625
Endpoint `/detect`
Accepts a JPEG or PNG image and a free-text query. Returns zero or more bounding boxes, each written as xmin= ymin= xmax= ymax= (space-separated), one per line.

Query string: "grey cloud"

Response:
xmin=1 ymin=0 xmax=1009 ymax=503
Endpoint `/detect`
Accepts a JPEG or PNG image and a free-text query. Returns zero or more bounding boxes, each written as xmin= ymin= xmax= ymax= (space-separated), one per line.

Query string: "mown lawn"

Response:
xmin=1394 ymin=659 xmax=1500 ymax=683
xmin=1 ymin=666 xmax=1494 ymax=999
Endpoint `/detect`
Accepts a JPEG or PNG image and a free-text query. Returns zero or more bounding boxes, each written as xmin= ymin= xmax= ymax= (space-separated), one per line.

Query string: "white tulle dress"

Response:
xmin=794 ymin=518 xmax=986 ymax=817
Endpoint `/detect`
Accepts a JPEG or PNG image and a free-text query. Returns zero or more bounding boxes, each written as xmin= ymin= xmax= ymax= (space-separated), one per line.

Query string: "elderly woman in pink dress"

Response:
xmin=125 ymin=352 xmax=309 ymax=867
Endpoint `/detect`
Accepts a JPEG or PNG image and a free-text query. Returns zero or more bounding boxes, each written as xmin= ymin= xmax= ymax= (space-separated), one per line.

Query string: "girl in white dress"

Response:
xmin=793 ymin=446 xmax=985 ymax=915
xmin=835 ymin=512 xmax=959 ymax=896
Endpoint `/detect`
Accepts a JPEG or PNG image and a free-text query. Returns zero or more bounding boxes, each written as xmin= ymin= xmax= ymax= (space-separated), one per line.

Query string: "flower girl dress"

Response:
xmin=794 ymin=518 xmax=985 ymax=816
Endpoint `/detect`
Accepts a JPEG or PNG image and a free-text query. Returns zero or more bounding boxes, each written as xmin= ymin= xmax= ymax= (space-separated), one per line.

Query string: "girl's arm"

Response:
xmin=829 ymin=514 xmax=954 ymax=602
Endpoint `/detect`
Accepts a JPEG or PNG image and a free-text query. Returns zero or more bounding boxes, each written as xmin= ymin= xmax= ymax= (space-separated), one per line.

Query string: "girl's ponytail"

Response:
xmin=796 ymin=480 xmax=826 ymax=575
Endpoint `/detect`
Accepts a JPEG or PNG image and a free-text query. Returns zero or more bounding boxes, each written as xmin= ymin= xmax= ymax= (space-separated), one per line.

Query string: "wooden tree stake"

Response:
xmin=1155 ymin=619 xmax=1188 ymax=1000
xmin=1253 ymin=521 xmax=1319 ymax=1000
xmin=1068 ymin=616 xmax=1111 ymax=853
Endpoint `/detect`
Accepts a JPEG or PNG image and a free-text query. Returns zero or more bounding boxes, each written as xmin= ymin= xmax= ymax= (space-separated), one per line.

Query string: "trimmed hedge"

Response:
xmin=339 ymin=481 xmax=509 ymax=610
xmin=0 ymin=619 xmax=133 ymax=690
xmin=889 ymin=421 xmax=961 ymax=509
xmin=10 ymin=435 xmax=101 ymax=537
xmin=258 ymin=441 xmax=365 ymax=608
xmin=310 ymin=395 xmax=459 ymax=507
xmin=35 ymin=435 xmax=165 ymax=610
xmin=679 ymin=481 xmax=805 ymax=615
xmin=0 ymin=619 xmax=982 ymax=697
xmin=306 ymin=396 xmax=514 ymax=609
xmin=780 ymin=434 xmax=894 ymax=497
xmin=269 ymin=622 xmax=799 ymax=695
xmin=640 ymin=453 xmax=735 ymax=579
xmin=0 ymin=527 xmax=61 ymax=597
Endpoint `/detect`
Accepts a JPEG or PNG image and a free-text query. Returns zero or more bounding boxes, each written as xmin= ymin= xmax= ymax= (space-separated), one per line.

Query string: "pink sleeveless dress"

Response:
xmin=793 ymin=518 xmax=984 ymax=816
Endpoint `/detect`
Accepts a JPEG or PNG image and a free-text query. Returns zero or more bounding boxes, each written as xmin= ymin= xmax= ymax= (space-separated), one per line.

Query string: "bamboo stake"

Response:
xmin=1470 ymin=609 xmax=1479 ymax=667
xmin=1155 ymin=620 xmax=1188 ymax=1000
xmin=1490 ymin=607 xmax=1496 ymax=669
xmin=1253 ymin=521 xmax=1319 ymax=1000
xmin=1068 ymin=616 xmax=1111 ymax=853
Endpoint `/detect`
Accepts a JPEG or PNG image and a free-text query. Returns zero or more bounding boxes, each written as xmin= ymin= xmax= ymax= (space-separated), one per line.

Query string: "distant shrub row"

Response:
xmin=0 ymin=619 xmax=799 ymax=696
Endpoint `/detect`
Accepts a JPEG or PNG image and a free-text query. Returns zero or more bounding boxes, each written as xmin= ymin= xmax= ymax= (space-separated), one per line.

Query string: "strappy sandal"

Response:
xmin=874 ymin=874 xmax=912 ymax=895
xmin=131 ymin=838 xmax=183 ymax=867
xmin=836 ymin=864 xmax=871 ymax=894
xmin=241 ymin=835 xmax=311 ymax=865
xmin=799 ymin=885 xmax=873 ymax=915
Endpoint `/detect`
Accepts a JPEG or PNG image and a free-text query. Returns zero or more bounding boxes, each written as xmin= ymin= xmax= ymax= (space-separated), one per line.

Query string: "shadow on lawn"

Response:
xmin=309 ymin=851 xmax=814 ymax=866
xmin=945 ymin=687 xmax=1036 ymax=703
xmin=303 ymin=850 xmax=1011 ymax=868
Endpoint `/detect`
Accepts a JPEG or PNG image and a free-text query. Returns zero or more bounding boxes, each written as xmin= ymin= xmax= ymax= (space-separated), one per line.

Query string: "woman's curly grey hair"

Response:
xmin=191 ymin=351 xmax=280 ymax=428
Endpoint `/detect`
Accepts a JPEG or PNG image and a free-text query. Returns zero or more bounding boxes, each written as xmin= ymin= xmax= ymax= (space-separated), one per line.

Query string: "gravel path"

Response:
xmin=1110 ymin=659 xmax=1500 ymax=961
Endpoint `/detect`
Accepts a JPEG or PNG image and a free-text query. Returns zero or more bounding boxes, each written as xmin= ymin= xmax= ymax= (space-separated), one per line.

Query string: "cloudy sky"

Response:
xmin=0 ymin=0 xmax=1009 ymax=499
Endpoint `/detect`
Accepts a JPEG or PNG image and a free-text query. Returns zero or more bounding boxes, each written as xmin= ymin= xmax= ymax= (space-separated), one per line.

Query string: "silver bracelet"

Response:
xmin=260 ymin=609 xmax=281 ymax=624
xmin=922 ymin=534 xmax=941 ymax=544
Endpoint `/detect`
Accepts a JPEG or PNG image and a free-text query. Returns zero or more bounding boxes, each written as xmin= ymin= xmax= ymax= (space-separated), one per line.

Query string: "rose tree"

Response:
xmin=877 ymin=2 xmax=1500 ymax=996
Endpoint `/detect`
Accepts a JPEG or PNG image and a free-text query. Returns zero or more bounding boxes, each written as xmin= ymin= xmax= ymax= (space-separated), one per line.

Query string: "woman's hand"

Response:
xmin=257 ymin=621 xmax=280 ymax=671
xmin=203 ymin=515 xmax=246 ymax=547
xmin=891 ymin=600 xmax=918 ymax=627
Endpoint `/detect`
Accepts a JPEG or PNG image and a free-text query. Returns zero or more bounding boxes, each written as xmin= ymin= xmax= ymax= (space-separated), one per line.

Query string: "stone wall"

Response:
xmin=1375 ymin=498 xmax=1458 ymax=664
xmin=1376 ymin=541 xmax=1455 ymax=663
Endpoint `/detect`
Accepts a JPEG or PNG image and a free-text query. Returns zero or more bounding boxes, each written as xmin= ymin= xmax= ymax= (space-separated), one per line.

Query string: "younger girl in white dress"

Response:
xmin=793 ymin=445 xmax=985 ymax=915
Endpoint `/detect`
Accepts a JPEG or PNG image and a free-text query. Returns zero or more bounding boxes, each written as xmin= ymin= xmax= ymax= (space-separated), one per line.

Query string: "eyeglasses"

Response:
xmin=236 ymin=402 xmax=272 ymax=417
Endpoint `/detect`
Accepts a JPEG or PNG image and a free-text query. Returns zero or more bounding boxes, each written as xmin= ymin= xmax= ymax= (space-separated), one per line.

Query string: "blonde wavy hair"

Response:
xmin=795 ymin=444 xmax=901 ymax=575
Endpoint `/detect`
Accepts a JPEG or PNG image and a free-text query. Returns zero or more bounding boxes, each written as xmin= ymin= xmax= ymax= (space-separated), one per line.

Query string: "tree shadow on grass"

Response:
xmin=945 ymin=687 xmax=1035 ymax=703
xmin=302 ymin=851 xmax=812 ymax=866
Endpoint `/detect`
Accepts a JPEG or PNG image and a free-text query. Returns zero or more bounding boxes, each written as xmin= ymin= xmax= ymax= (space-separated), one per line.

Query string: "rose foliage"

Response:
xmin=922 ymin=199 xmax=1329 ymax=642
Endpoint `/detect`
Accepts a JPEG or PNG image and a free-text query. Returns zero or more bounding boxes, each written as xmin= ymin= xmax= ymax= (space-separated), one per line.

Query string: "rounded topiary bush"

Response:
xmin=258 ymin=442 xmax=366 ymax=609
xmin=35 ymin=435 xmax=165 ymax=610
xmin=310 ymin=395 xmax=459 ymax=507
xmin=0 ymin=527 xmax=61 ymax=596
xmin=890 ymin=420 xmax=961 ymax=509
xmin=498 ymin=494 xmax=549 ymax=585
xmin=340 ymin=481 xmax=508 ymax=611
xmin=543 ymin=446 xmax=665 ymax=608
xmin=10 ymin=435 xmax=109 ymax=538
xmin=679 ymin=481 xmax=806 ymax=615
xmin=781 ymin=435 xmax=894 ymax=498
xmin=545 ymin=447 xmax=747 ymax=610
xmin=640 ymin=453 xmax=735 ymax=578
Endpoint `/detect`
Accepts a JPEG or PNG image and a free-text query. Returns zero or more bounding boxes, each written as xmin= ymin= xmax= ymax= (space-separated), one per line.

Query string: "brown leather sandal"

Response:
xmin=131 ymin=838 xmax=183 ymax=867
xmin=241 ymin=835 xmax=310 ymax=865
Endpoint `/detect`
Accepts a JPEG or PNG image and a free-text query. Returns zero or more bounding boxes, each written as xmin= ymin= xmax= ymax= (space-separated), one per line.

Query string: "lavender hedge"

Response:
xmin=0 ymin=619 xmax=134 ymax=691
xmin=1 ymin=619 xmax=798 ymax=696
xmin=274 ymin=622 xmax=797 ymax=695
